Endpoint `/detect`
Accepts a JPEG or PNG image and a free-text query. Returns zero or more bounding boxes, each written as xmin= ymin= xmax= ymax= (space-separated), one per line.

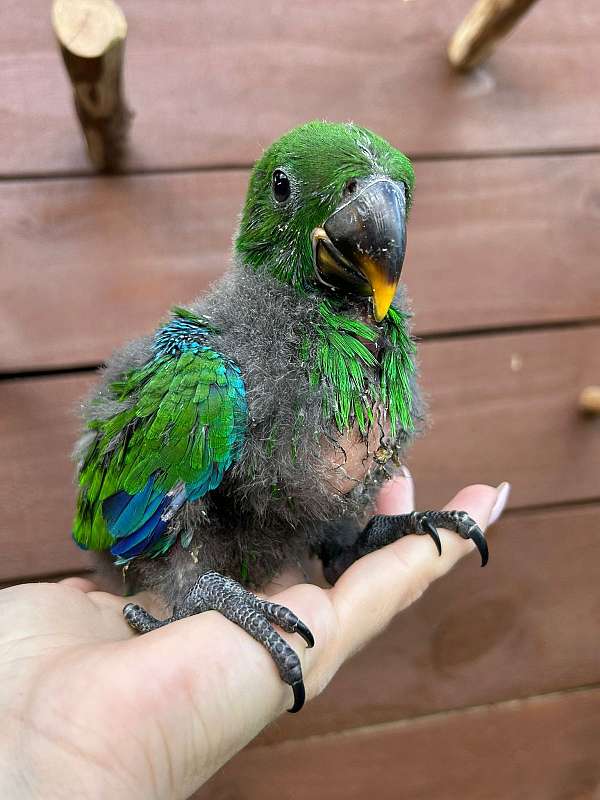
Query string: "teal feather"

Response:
xmin=73 ymin=308 xmax=247 ymax=561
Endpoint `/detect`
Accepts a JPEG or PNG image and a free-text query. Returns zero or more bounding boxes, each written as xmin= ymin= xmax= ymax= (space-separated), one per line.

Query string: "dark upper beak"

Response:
xmin=312 ymin=178 xmax=407 ymax=321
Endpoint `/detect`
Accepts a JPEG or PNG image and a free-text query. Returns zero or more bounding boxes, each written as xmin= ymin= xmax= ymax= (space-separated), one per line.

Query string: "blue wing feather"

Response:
xmin=103 ymin=475 xmax=162 ymax=536
xmin=110 ymin=499 xmax=170 ymax=559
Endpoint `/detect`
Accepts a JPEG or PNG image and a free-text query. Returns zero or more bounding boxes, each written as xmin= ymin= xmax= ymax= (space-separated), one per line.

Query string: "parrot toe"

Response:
xmin=408 ymin=510 xmax=489 ymax=566
xmin=123 ymin=602 xmax=166 ymax=633
xmin=123 ymin=571 xmax=313 ymax=713
xmin=321 ymin=509 xmax=489 ymax=583
xmin=438 ymin=510 xmax=489 ymax=566
xmin=379 ymin=509 xmax=489 ymax=566
xmin=254 ymin=598 xmax=315 ymax=648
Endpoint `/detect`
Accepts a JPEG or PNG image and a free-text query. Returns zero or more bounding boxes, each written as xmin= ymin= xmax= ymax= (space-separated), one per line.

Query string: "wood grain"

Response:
xmin=3 ymin=0 xmax=600 ymax=176
xmin=196 ymin=687 xmax=600 ymax=800
xmin=413 ymin=325 xmax=600 ymax=510
xmin=0 ymin=374 xmax=96 ymax=583
xmin=2 ymin=154 xmax=600 ymax=372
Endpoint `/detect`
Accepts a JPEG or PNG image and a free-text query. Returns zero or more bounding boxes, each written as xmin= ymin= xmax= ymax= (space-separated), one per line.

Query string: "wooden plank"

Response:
xmin=1 ymin=325 xmax=599 ymax=580
xmin=2 ymin=154 xmax=600 ymax=372
xmin=3 ymin=0 xmax=600 ymax=176
xmin=196 ymin=688 xmax=600 ymax=800
xmin=0 ymin=374 xmax=96 ymax=583
xmin=257 ymin=502 xmax=600 ymax=743
xmin=0 ymin=171 xmax=237 ymax=372
xmin=413 ymin=325 xmax=600 ymax=510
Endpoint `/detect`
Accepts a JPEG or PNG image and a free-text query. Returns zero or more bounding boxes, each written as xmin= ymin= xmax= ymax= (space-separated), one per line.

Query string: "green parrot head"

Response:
xmin=235 ymin=120 xmax=415 ymax=322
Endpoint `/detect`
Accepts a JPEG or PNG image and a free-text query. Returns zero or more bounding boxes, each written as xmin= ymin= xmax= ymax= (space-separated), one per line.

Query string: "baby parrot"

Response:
xmin=72 ymin=121 xmax=487 ymax=712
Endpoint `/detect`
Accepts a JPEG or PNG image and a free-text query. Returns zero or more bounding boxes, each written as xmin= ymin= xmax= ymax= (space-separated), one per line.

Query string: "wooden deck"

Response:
xmin=1 ymin=1 xmax=599 ymax=797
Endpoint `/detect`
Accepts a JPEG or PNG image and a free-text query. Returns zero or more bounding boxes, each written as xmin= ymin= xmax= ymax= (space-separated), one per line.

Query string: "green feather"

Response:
xmin=307 ymin=300 xmax=415 ymax=437
xmin=73 ymin=343 xmax=246 ymax=552
xmin=235 ymin=121 xmax=415 ymax=290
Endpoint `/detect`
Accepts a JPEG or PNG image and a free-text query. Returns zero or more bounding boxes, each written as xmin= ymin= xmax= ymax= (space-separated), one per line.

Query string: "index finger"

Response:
xmin=330 ymin=483 xmax=503 ymax=664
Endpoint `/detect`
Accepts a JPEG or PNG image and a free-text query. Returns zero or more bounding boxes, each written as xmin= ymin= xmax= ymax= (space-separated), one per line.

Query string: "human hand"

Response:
xmin=0 ymin=472 xmax=509 ymax=800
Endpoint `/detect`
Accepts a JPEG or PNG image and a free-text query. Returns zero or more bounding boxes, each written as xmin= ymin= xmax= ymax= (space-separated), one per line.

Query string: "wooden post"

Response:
xmin=52 ymin=0 xmax=132 ymax=171
xmin=448 ymin=0 xmax=541 ymax=71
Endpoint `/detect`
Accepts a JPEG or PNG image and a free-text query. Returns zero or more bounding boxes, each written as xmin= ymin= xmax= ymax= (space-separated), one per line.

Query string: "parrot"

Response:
xmin=72 ymin=121 xmax=488 ymax=713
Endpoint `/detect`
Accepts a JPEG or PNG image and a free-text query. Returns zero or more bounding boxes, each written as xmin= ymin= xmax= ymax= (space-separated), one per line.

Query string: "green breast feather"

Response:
xmin=307 ymin=300 xmax=415 ymax=437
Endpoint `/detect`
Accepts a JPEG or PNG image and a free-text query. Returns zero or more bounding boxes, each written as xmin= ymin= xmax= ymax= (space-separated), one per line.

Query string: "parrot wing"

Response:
xmin=73 ymin=314 xmax=247 ymax=562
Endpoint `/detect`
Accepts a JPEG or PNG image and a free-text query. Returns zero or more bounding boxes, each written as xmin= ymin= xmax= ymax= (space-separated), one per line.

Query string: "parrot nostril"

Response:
xmin=344 ymin=178 xmax=358 ymax=196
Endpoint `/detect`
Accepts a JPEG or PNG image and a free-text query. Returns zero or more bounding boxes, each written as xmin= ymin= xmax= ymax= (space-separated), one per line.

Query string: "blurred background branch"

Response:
xmin=448 ymin=0 xmax=541 ymax=70
xmin=52 ymin=0 xmax=132 ymax=170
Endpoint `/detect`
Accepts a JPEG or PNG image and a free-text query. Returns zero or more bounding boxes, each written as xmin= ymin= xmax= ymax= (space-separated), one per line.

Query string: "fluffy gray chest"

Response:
xmin=216 ymin=324 xmax=395 ymax=531
xmin=188 ymin=268 xmax=420 ymax=534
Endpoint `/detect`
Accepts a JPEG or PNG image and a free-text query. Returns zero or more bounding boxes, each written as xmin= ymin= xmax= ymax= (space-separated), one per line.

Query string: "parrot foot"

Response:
xmin=323 ymin=510 xmax=488 ymax=584
xmin=363 ymin=510 xmax=488 ymax=566
xmin=123 ymin=570 xmax=314 ymax=713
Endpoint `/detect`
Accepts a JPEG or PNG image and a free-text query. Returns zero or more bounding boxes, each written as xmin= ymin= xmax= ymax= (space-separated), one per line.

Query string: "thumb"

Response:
xmin=375 ymin=466 xmax=415 ymax=515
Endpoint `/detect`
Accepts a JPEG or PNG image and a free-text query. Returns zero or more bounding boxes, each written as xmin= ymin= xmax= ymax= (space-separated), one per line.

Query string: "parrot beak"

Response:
xmin=312 ymin=178 xmax=407 ymax=322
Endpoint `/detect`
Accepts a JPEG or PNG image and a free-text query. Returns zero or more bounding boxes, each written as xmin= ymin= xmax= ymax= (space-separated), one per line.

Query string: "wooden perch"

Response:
xmin=448 ymin=0 xmax=541 ymax=71
xmin=52 ymin=0 xmax=132 ymax=171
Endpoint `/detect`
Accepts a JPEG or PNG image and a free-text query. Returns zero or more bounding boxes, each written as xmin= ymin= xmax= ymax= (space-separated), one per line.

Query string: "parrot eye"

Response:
xmin=272 ymin=169 xmax=291 ymax=203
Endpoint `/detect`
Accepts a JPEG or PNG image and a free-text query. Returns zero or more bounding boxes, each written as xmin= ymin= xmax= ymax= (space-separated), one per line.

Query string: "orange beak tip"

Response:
xmin=372 ymin=281 xmax=398 ymax=322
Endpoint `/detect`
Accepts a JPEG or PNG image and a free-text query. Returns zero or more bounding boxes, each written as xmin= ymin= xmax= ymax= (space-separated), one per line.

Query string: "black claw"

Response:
xmin=288 ymin=680 xmax=306 ymax=713
xmin=296 ymin=620 xmax=315 ymax=649
xmin=422 ymin=518 xmax=442 ymax=556
xmin=470 ymin=527 xmax=489 ymax=567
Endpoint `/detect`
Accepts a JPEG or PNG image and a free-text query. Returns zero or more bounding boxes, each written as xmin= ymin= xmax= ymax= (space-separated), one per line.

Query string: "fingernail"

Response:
xmin=489 ymin=481 xmax=511 ymax=526
xmin=399 ymin=464 xmax=412 ymax=480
